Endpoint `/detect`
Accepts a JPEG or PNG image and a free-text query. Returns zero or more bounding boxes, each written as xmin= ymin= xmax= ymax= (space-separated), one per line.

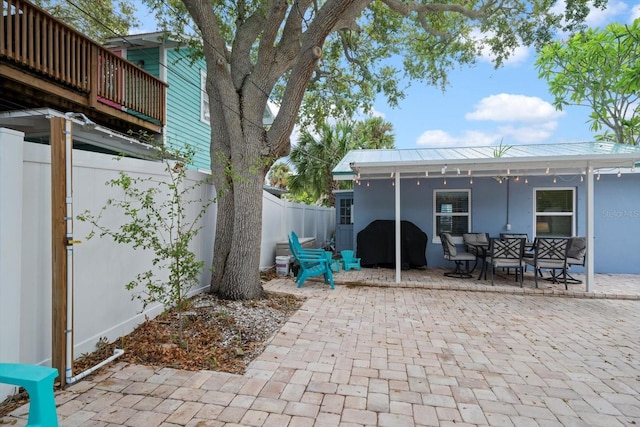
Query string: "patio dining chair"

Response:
xmin=524 ymin=237 xmax=569 ymax=289
xmin=564 ymin=236 xmax=587 ymax=284
xmin=463 ymin=232 xmax=489 ymax=273
xmin=485 ymin=237 xmax=526 ymax=287
xmin=440 ymin=233 xmax=476 ymax=279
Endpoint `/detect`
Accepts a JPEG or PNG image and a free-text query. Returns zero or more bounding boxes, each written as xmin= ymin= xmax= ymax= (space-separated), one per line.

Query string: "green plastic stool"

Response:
xmin=0 ymin=363 xmax=59 ymax=426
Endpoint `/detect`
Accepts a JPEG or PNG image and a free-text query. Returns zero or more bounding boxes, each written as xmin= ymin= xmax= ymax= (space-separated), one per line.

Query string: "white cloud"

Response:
xmin=465 ymin=93 xmax=565 ymax=123
xmin=584 ymin=0 xmax=628 ymax=27
xmin=469 ymin=29 xmax=530 ymax=66
xmin=551 ymin=0 xmax=629 ymax=29
xmin=415 ymin=123 xmax=559 ymax=147
xmin=416 ymin=130 xmax=500 ymax=147
xmin=497 ymin=122 xmax=559 ymax=143
xmin=416 ymin=95 xmax=563 ymax=147
xmin=631 ymin=3 xmax=640 ymax=21
xmin=357 ymin=106 xmax=386 ymax=119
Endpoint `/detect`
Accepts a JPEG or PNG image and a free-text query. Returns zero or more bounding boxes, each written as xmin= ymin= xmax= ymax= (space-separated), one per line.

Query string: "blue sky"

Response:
xmin=373 ymin=1 xmax=640 ymax=149
xmin=133 ymin=1 xmax=640 ymax=150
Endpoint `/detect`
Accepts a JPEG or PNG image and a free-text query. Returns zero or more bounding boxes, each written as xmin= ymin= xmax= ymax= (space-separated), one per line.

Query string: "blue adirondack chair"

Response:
xmin=288 ymin=236 xmax=335 ymax=289
xmin=341 ymin=250 xmax=361 ymax=271
xmin=290 ymin=231 xmax=325 ymax=257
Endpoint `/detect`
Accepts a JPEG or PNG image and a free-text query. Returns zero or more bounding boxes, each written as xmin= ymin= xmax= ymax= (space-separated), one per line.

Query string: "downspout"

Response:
xmin=62 ymin=114 xmax=124 ymax=384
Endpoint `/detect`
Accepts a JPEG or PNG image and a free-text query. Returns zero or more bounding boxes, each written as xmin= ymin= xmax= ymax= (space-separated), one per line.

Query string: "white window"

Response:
xmin=434 ymin=189 xmax=471 ymax=240
xmin=534 ymin=188 xmax=575 ymax=237
xmin=200 ymin=70 xmax=210 ymax=124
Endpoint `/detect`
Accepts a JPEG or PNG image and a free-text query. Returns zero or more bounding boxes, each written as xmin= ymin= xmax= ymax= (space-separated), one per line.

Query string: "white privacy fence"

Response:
xmin=261 ymin=190 xmax=335 ymax=269
xmin=0 ymin=128 xmax=333 ymax=398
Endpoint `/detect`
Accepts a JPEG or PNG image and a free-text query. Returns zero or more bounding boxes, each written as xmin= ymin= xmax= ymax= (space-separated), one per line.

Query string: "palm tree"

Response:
xmin=353 ymin=116 xmax=395 ymax=149
xmin=267 ymin=162 xmax=291 ymax=189
xmin=289 ymin=118 xmax=395 ymax=206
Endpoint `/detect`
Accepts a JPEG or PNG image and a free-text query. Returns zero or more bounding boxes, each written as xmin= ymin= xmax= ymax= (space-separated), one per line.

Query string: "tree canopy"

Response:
xmin=142 ymin=0 xmax=605 ymax=300
xmin=536 ymin=20 xmax=640 ymax=145
xmin=33 ymin=0 xmax=138 ymax=43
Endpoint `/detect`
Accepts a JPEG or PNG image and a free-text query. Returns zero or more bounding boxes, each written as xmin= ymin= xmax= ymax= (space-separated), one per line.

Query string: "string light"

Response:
xmin=597 ymin=171 xmax=601 ymax=181
xmin=514 ymin=176 xmax=520 ymax=182
xmin=441 ymin=165 xmax=447 ymax=175
xmin=507 ymin=168 xmax=510 ymax=176
xmin=617 ymin=168 xmax=622 ymax=178
xmin=553 ymin=176 xmax=557 ymax=184
xmin=392 ymin=180 xmax=395 ymax=186
xmin=425 ymin=171 xmax=429 ymax=177
xmin=443 ymin=179 xmax=447 ymax=185
xmin=525 ymin=177 xmax=528 ymax=184
xmin=545 ymin=166 xmax=550 ymax=174
xmin=456 ymin=168 xmax=460 ymax=175
xmin=580 ymin=174 xmax=584 ymax=182
xmin=417 ymin=179 xmax=420 ymax=186
xmin=469 ymin=177 xmax=473 ymax=184
xmin=390 ymin=172 xmax=394 ymax=178
xmin=468 ymin=170 xmax=471 ymax=176
xmin=366 ymin=181 xmax=370 ymax=187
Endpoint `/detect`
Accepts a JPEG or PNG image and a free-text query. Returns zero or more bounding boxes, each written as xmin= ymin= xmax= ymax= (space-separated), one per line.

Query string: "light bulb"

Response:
xmin=443 ymin=179 xmax=447 ymax=185
xmin=417 ymin=180 xmax=420 ymax=186
xmin=525 ymin=177 xmax=528 ymax=184
xmin=553 ymin=176 xmax=557 ymax=184
xmin=468 ymin=170 xmax=471 ymax=176
xmin=425 ymin=171 xmax=429 ymax=177
xmin=617 ymin=168 xmax=622 ymax=178
xmin=546 ymin=166 xmax=550 ymax=174
xmin=470 ymin=178 xmax=473 ymax=185
xmin=366 ymin=181 xmax=370 ymax=187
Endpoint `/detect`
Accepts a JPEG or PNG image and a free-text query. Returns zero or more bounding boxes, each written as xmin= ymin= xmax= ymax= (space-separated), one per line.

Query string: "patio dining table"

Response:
xmin=467 ymin=238 xmax=534 ymax=281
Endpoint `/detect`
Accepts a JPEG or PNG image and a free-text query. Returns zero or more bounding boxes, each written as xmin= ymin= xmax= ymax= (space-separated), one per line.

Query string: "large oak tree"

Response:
xmin=147 ymin=0 xmax=603 ymax=300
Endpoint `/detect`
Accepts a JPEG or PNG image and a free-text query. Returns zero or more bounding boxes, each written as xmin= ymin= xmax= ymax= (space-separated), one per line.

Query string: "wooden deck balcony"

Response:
xmin=0 ymin=0 xmax=166 ymax=137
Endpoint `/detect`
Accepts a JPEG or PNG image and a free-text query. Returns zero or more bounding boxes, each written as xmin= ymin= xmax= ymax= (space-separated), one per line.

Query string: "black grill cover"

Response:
xmin=356 ymin=220 xmax=428 ymax=269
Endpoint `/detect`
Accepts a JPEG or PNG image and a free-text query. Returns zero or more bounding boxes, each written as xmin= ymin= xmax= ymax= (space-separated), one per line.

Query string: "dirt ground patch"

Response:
xmin=0 ymin=271 xmax=304 ymax=417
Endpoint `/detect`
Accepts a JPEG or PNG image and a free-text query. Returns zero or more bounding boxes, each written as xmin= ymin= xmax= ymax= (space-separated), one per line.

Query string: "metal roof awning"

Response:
xmin=0 ymin=108 xmax=160 ymax=160
xmin=332 ymin=141 xmax=640 ymax=292
xmin=333 ymin=142 xmax=640 ymax=180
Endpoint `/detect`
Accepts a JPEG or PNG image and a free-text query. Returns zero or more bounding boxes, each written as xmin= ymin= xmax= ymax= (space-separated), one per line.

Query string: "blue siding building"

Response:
xmin=332 ymin=142 xmax=640 ymax=286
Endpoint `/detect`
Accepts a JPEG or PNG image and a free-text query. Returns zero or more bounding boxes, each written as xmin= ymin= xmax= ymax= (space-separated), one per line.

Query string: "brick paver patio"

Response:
xmin=3 ymin=268 xmax=639 ymax=426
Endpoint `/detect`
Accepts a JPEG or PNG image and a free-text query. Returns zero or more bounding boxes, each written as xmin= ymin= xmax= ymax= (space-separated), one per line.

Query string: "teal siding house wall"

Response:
xmin=105 ymin=33 xmax=212 ymax=171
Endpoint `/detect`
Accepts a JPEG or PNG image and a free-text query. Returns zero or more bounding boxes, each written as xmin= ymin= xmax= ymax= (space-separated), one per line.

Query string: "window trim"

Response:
xmin=200 ymin=69 xmax=210 ymax=125
xmin=533 ymin=187 xmax=575 ymax=238
xmin=433 ymin=188 xmax=471 ymax=244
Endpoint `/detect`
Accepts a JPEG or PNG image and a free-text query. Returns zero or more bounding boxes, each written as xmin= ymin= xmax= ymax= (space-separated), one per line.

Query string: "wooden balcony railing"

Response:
xmin=0 ymin=0 xmax=166 ymax=127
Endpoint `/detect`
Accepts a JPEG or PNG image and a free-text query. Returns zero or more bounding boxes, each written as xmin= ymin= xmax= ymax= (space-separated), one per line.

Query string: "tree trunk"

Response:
xmin=208 ymin=100 xmax=268 ymax=300
xmin=210 ymin=166 xmax=265 ymax=300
